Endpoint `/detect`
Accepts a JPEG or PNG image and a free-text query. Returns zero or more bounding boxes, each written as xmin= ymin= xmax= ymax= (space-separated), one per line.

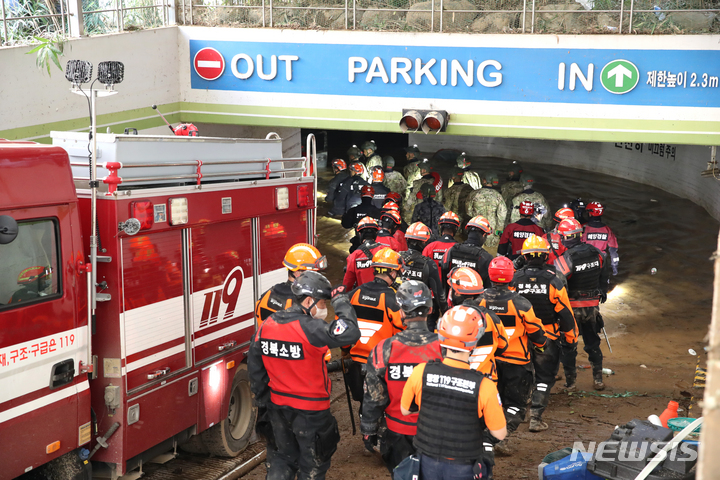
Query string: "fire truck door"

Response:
xmin=122 ymin=230 xmax=189 ymax=391
xmin=257 ymin=211 xmax=309 ymax=295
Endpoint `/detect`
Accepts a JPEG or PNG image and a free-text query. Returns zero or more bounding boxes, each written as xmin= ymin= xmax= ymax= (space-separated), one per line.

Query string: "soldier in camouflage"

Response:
xmin=509 ymin=174 xmax=552 ymax=230
xmin=456 ymin=152 xmax=482 ymax=190
xmin=500 ymin=161 xmax=524 ymax=204
xmin=403 ymin=160 xmax=443 ymax=224
xmin=403 ymin=145 xmax=422 ymax=186
xmin=347 ymin=145 xmax=364 ymax=164
xmin=466 ymin=171 xmax=507 ymax=249
xmin=411 ymin=183 xmax=447 ymax=236
xmin=382 ymin=156 xmax=407 ymax=196
xmin=362 ymin=140 xmax=383 ymax=170
xmin=443 ymin=168 xmax=474 ymax=224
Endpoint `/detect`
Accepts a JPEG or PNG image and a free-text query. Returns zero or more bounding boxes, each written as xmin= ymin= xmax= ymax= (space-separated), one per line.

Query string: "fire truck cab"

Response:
xmin=0 ymin=132 xmax=317 ymax=479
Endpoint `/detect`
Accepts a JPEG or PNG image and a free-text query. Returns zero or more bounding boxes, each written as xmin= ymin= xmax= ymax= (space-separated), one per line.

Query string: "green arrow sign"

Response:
xmin=600 ymin=59 xmax=640 ymax=94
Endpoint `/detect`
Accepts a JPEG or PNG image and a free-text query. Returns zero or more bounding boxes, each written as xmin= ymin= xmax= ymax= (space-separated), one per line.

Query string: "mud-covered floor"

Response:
xmin=246 ymin=154 xmax=715 ymax=479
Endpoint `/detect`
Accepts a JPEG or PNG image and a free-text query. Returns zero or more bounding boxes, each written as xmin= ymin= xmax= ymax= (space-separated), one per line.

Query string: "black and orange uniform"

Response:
xmin=422 ymin=234 xmax=456 ymax=272
xmin=341 ymin=197 xmax=382 ymax=229
xmin=346 ymin=279 xmax=404 ymax=405
xmin=513 ymin=264 xmax=578 ymax=419
xmin=401 ymin=358 xmax=506 ymax=478
xmin=498 ymin=219 xmax=544 ymax=260
xmin=440 ymin=241 xmax=494 ymax=294
xmin=554 ymin=242 xmax=610 ymax=385
xmin=361 ymin=322 xmax=442 ymax=473
xmin=342 ymin=241 xmax=384 ymax=290
xmin=248 ymin=296 xmax=360 ymax=479
xmin=255 ymin=280 xmax=294 ymax=328
xmin=477 ymin=288 xmax=547 ymax=432
xmin=399 ymin=249 xmax=447 ymax=331
xmin=467 ymin=304 xmax=509 ymax=382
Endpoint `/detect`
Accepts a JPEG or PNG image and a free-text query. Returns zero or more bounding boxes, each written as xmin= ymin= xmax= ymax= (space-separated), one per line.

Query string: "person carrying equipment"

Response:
xmin=376 ymin=210 xmax=403 ymax=252
xmin=582 ymin=202 xmax=620 ymax=276
xmin=476 ymin=257 xmax=547 ymax=455
xmin=500 ymin=161 xmax=524 ymax=204
xmin=401 ymin=305 xmax=507 ymax=480
xmin=512 ymin=235 xmax=578 ymax=432
xmin=554 ymin=218 xmax=611 ymax=391
xmin=400 ymin=222 xmax=447 ymax=331
xmin=443 ymin=168 xmax=474 ymax=224
xmin=465 ymin=171 xmax=507 ymax=249
xmin=362 ymin=140 xmax=383 ymax=170
xmin=498 ymin=201 xmax=544 ymax=260
xmin=411 ymin=183 xmax=447 ymax=236
xmin=382 ymin=156 xmax=408 ymax=196
xmin=361 ymin=280 xmax=443 ymax=473
xmin=346 ymin=248 xmax=405 ymax=410
xmin=441 ymin=215 xmax=494 ymax=292
xmin=456 ymin=152 xmax=482 ymax=190
xmin=422 ymin=211 xmax=459 ymax=272
xmin=343 ymin=217 xmax=385 ymax=290
xmin=255 ymin=243 xmax=328 ymax=327
xmin=341 ymin=185 xmax=382 ymax=230
xmin=508 ymin=174 xmax=552 ymax=230
xmin=248 ymin=271 xmax=360 ymax=480
xmin=329 ymin=162 xmax=369 ymax=216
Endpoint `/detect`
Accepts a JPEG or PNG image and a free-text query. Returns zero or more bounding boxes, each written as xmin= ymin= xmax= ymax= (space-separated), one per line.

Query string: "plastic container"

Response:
xmin=539 ymin=452 xmax=603 ymax=480
xmin=659 ymin=401 xmax=679 ymax=428
xmin=648 ymin=414 xmax=662 ymax=426
xmin=667 ymin=417 xmax=702 ymax=434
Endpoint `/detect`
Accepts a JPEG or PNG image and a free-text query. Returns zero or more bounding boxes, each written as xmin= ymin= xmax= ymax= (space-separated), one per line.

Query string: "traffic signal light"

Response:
xmin=399 ymin=109 xmax=449 ymax=134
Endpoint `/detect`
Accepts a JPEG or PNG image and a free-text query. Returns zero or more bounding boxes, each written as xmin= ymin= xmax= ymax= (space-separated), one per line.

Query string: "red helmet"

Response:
xmin=381 ymin=210 xmax=402 ymax=225
xmin=488 ymin=256 xmax=514 ymax=283
xmin=553 ymin=207 xmax=575 ymax=223
xmin=557 ymin=218 xmax=583 ymax=237
xmin=351 ymin=162 xmax=364 ymax=174
xmin=356 ymin=216 xmax=379 ymax=232
xmin=438 ymin=211 xmax=461 ymax=229
xmin=437 ymin=305 xmax=486 ymax=352
xmin=405 ymin=222 xmax=431 ymax=242
xmin=332 ymin=159 xmax=347 ymax=171
xmin=586 ymin=202 xmax=604 ymax=217
xmin=519 ymin=201 xmax=535 ymax=216
xmin=466 ymin=215 xmax=492 ymax=234
xmin=360 ymin=185 xmax=375 ymax=198
xmin=385 ymin=191 xmax=402 ymax=204
xmin=371 ymin=167 xmax=385 ymax=183
xmin=383 ymin=201 xmax=399 ymax=212
xmin=448 ymin=267 xmax=484 ymax=296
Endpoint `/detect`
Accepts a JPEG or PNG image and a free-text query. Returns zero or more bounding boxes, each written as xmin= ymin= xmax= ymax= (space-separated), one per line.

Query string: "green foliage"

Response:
xmin=25 ymin=35 xmax=65 ymax=76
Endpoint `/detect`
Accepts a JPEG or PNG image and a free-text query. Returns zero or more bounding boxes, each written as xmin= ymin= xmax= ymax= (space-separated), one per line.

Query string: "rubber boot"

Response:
xmin=564 ymin=372 xmax=577 ymax=393
xmin=529 ymin=417 xmax=549 ymax=432
xmin=493 ymin=436 xmax=512 ymax=456
xmin=592 ymin=368 xmax=605 ymax=391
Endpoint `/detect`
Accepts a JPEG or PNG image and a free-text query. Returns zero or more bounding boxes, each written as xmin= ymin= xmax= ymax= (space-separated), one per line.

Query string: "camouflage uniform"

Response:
xmin=443 ymin=183 xmax=473 ymax=224
xmin=466 ymin=188 xmax=507 ymax=248
xmin=366 ymin=154 xmax=383 ymax=170
xmin=501 ymin=181 xmax=524 ymax=204
xmin=404 ymin=161 xmax=421 ymax=187
xmin=383 ymin=171 xmax=407 ymax=196
xmin=510 ymin=190 xmax=552 ymax=230
xmin=463 ymin=171 xmax=482 ymax=190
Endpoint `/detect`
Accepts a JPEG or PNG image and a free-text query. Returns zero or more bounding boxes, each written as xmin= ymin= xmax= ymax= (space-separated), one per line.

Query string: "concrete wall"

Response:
xmin=409 ymin=134 xmax=720 ymax=220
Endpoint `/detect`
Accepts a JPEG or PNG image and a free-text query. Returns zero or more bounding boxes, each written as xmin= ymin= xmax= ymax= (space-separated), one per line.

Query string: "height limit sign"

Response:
xmin=194 ymin=47 xmax=225 ymax=81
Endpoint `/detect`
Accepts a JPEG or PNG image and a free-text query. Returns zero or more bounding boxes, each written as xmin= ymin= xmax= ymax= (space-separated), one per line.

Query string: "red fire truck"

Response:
xmin=0 ymin=131 xmax=317 ymax=479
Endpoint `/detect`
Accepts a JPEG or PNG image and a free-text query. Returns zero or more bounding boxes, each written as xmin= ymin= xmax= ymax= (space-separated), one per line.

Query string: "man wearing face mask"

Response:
xmin=249 ymin=271 xmax=360 ymax=480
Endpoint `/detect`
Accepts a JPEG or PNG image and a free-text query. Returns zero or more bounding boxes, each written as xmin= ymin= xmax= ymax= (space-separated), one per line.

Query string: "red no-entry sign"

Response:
xmin=194 ymin=48 xmax=225 ymax=81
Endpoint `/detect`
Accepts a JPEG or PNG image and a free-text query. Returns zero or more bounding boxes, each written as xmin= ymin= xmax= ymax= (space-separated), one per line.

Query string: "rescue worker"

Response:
xmin=545 ymin=207 xmax=575 ymax=265
xmin=456 ymin=152 xmax=482 ymax=190
xmin=441 ymin=215 xmax=495 ymax=291
xmin=443 ymin=168 xmax=474 ymax=224
xmin=403 ymin=144 xmax=421 ymax=185
xmin=343 ymin=217 xmax=384 ymax=290
xmin=346 ymin=248 xmax=405 ymax=409
xmin=248 ymin=271 xmax=360 ymax=480
xmin=401 ymin=305 xmax=507 ymax=480
xmin=466 ymin=171 xmax=507 ymax=249
xmin=498 ymin=201 xmax=544 ymax=260
xmin=369 ymin=167 xmax=390 ymax=209
xmin=509 ymin=174 xmax=552 ymax=230
xmin=329 ymin=162 xmax=368 ymax=216
xmin=341 ymin=185 xmax=382 ymax=229
xmin=582 ymin=202 xmax=619 ymax=275
xmin=376 ymin=210 xmax=403 ymax=252
xmin=554 ymin=218 xmax=611 ymax=391
xmin=400 ymin=222 xmax=447 ymax=331
xmin=383 ymin=209 xmax=407 ymax=251
xmin=500 ymin=161 xmax=524 ymax=204
xmin=569 ymin=198 xmax=587 ymax=224
xmin=411 ymin=183 xmax=447 ymax=237
xmin=326 ymin=159 xmax=350 ymax=208
xmin=383 ymin=192 xmax=409 ymax=234
xmin=362 ymin=140 xmax=383 ymax=170
xmin=476 ymin=256 xmax=547 ymax=455
xmin=347 ymin=144 xmax=364 ymax=164
xmin=512 ymin=236 xmax=578 ymax=432
xmin=255 ymin=243 xmax=327 ymax=326
xmin=361 ymin=281 xmax=443 ymax=473
xmin=422 ymin=211 xmax=459 ymax=272
xmin=404 ymin=160 xmax=444 ymax=223
xmin=382 ymin=156 xmax=407 ymax=196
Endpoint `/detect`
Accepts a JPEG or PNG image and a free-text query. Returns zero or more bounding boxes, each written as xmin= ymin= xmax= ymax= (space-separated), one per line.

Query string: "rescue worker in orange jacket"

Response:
xmin=361 ymin=280 xmax=443 ymax=473
xmin=254 ymin=243 xmax=327 ymax=327
xmin=343 ymin=217 xmax=384 ymax=290
xmin=512 ymin=235 xmax=578 ymax=432
xmin=441 ymin=215 xmax=494 ymax=292
xmin=248 ymin=271 xmax=360 ymax=480
xmin=447 ymin=267 xmax=509 ymax=382
xmin=476 ymin=256 xmax=547 ymax=456
xmin=401 ymin=305 xmax=507 ymax=480
xmin=421 ymin=211 xmax=459 ymax=272
xmin=498 ymin=201 xmax=545 ymax=260
xmin=345 ymin=248 xmax=405 ymax=410
xmin=554 ymin=218 xmax=611 ymax=391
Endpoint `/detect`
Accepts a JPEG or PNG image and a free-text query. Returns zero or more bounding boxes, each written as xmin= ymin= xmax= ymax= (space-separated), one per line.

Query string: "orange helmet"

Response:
xmin=283 ymin=243 xmax=327 ymax=271
xmin=332 ymin=159 xmax=347 ymax=171
xmin=521 ymin=235 xmax=550 ymax=256
xmin=557 ymin=218 xmax=583 ymax=237
xmin=381 ymin=210 xmax=401 ymax=225
xmin=466 ymin=215 xmax=492 ymax=234
xmin=586 ymin=202 xmax=604 ymax=217
xmin=488 ymin=256 xmax=514 ymax=283
xmin=371 ymin=167 xmax=385 ymax=183
xmin=356 ymin=216 xmax=379 ymax=232
xmin=519 ymin=201 xmax=535 ymax=216
xmin=405 ymin=222 xmax=431 ymax=242
xmin=382 ymin=201 xmax=399 ymax=212
xmin=437 ymin=305 xmax=486 ymax=352
xmin=438 ymin=211 xmax=460 ymax=229
xmin=553 ymin=207 xmax=575 ymax=223
xmin=360 ymin=185 xmax=375 ymax=198
xmin=372 ymin=247 xmax=403 ymax=272
xmin=351 ymin=162 xmax=364 ymax=174
xmin=448 ymin=267 xmax=484 ymax=296
xmin=385 ymin=192 xmax=402 ymax=204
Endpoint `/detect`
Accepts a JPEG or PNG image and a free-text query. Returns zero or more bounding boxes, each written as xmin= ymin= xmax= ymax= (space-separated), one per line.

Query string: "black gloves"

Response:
xmin=362 ymin=434 xmax=377 ymax=453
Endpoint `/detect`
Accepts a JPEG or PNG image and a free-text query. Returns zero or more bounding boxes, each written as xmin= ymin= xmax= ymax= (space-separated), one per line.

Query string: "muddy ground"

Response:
xmin=246 ymin=154 xmax=715 ymax=480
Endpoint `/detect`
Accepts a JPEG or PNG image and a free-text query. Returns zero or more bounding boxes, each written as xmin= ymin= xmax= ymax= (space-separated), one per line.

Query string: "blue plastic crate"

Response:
xmin=539 ymin=452 xmax=604 ymax=480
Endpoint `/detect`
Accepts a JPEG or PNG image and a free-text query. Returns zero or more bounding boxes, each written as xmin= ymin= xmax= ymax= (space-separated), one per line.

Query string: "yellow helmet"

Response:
xmin=521 ymin=235 xmax=550 ymax=256
xmin=283 ymin=243 xmax=327 ymax=271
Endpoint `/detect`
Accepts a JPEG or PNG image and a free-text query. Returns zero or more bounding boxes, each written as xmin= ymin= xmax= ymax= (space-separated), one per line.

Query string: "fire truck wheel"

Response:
xmin=201 ymin=363 xmax=257 ymax=457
